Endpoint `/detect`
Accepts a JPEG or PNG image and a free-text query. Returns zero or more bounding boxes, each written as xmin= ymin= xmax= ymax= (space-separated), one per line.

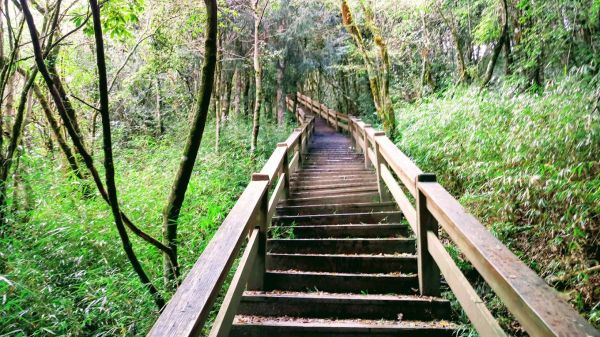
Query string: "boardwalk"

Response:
xmin=148 ymin=93 xmax=599 ymax=337
xmin=230 ymin=117 xmax=456 ymax=336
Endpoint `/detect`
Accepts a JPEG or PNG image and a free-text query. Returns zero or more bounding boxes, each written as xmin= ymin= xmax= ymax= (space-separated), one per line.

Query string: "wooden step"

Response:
xmin=290 ymin=186 xmax=379 ymax=198
xmin=270 ymin=223 xmax=411 ymax=239
xmin=238 ymin=291 xmax=452 ymax=321
xmin=291 ymin=177 xmax=376 ymax=186
xmin=283 ymin=192 xmax=380 ymax=205
xmin=267 ymin=253 xmax=417 ymax=273
xmin=272 ymin=211 xmax=403 ymax=226
xmin=276 ymin=202 xmax=398 ymax=216
xmin=294 ymin=170 xmax=373 ymax=176
xmin=291 ymin=181 xmax=377 ymax=191
xmin=267 ymin=238 xmax=415 ymax=254
xmin=231 ymin=316 xmax=457 ymax=337
xmin=264 ymin=271 xmax=418 ymax=293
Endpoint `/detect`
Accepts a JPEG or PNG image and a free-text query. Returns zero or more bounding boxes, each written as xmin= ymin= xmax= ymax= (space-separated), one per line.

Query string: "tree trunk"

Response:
xmin=243 ymin=71 xmax=251 ymax=118
xmin=214 ymin=38 xmax=222 ymax=151
xmin=162 ymin=0 xmax=218 ymax=285
xmin=89 ymin=0 xmax=165 ymax=308
xmin=276 ymin=58 xmax=286 ymax=125
xmin=21 ymin=0 xmax=176 ymax=287
xmin=232 ymin=67 xmax=242 ymax=117
xmin=250 ymin=2 xmax=263 ymax=154
xmin=155 ymin=76 xmax=164 ymax=135
xmin=481 ymin=0 xmax=510 ymax=89
xmin=221 ymin=70 xmax=233 ymax=121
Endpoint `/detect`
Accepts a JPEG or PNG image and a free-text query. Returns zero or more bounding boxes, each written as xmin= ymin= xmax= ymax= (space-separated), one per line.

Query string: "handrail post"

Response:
xmin=295 ymin=128 xmax=303 ymax=167
xmin=247 ymin=173 xmax=269 ymax=291
xmin=334 ymin=110 xmax=339 ymax=131
xmin=363 ymin=125 xmax=372 ymax=168
xmin=348 ymin=118 xmax=355 ymax=149
xmin=373 ymin=134 xmax=391 ymax=202
xmin=277 ymin=143 xmax=290 ymax=198
xmin=416 ymin=173 xmax=440 ymax=296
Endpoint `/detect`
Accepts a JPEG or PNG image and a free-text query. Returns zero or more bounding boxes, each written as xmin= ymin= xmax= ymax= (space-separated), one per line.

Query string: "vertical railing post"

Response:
xmin=295 ymin=128 xmax=303 ymax=167
xmin=363 ymin=125 xmax=372 ymax=168
xmin=416 ymin=173 xmax=440 ymax=296
xmin=247 ymin=173 xmax=269 ymax=291
xmin=278 ymin=143 xmax=290 ymax=199
xmin=334 ymin=110 xmax=339 ymax=131
xmin=373 ymin=134 xmax=391 ymax=202
xmin=348 ymin=118 xmax=355 ymax=150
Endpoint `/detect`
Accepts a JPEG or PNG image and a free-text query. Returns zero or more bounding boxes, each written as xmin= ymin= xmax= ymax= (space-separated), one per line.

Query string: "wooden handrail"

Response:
xmin=295 ymin=93 xmax=599 ymax=337
xmin=149 ymin=107 xmax=315 ymax=337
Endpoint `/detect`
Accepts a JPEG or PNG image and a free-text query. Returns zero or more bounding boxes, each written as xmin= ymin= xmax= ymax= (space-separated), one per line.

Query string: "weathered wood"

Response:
xmin=209 ymin=229 xmax=260 ymax=337
xmin=148 ymin=179 xmax=269 ymax=337
xmin=427 ymin=232 xmax=506 ymax=337
xmin=419 ymin=182 xmax=600 ymax=337
xmin=376 ymin=136 xmax=423 ymax=198
xmin=416 ymin=174 xmax=440 ymax=296
xmin=380 ymin=164 xmax=417 ymax=232
xmin=267 ymin=173 xmax=286 ymax=223
xmin=259 ymin=146 xmax=287 ymax=182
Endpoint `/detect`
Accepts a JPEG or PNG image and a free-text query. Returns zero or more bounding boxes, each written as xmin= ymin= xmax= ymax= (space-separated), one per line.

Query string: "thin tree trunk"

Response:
xmin=232 ymin=67 xmax=242 ymax=117
xmin=222 ymin=70 xmax=233 ymax=121
xmin=243 ymin=71 xmax=251 ymax=118
xmin=89 ymin=0 xmax=165 ymax=308
xmin=250 ymin=1 xmax=263 ymax=154
xmin=162 ymin=0 xmax=218 ymax=285
xmin=155 ymin=76 xmax=164 ymax=135
xmin=21 ymin=0 xmax=176 ymax=275
xmin=276 ymin=54 xmax=286 ymax=126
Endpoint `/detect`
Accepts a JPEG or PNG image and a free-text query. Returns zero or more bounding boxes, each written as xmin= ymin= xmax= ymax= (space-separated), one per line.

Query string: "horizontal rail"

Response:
xmin=149 ymin=109 xmax=315 ymax=337
xmin=295 ymin=93 xmax=599 ymax=337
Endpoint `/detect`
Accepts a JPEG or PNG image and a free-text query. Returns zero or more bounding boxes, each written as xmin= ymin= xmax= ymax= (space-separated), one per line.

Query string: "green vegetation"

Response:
xmin=0 ymin=120 xmax=292 ymax=335
xmin=394 ymin=73 xmax=600 ymax=331
xmin=0 ymin=0 xmax=598 ymax=335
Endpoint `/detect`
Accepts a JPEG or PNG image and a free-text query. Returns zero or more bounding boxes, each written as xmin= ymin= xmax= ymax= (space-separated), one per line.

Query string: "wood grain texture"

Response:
xmin=209 ymin=229 xmax=260 ymax=337
xmin=419 ymin=182 xmax=600 ymax=337
xmin=427 ymin=232 xmax=506 ymax=337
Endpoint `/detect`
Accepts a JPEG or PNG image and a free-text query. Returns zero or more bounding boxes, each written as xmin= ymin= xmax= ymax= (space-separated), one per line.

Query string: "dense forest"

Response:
xmin=0 ymin=0 xmax=598 ymax=335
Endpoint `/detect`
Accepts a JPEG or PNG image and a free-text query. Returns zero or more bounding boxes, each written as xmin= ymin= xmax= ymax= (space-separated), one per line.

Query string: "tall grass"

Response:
xmin=0 ymin=117 xmax=293 ymax=336
xmin=393 ymin=72 xmax=600 ymax=331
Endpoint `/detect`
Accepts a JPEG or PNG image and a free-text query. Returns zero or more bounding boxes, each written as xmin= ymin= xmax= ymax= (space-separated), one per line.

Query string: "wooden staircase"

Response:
xmin=229 ymin=117 xmax=457 ymax=336
xmin=148 ymin=93 xmax=599 ymax=337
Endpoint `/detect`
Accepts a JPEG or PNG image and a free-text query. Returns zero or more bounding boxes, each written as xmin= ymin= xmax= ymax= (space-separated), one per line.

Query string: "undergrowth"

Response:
xmin=393 ymin=72 xmax=600 ymax=334
xmin=0 ymin=117 xmax=293 ymax=336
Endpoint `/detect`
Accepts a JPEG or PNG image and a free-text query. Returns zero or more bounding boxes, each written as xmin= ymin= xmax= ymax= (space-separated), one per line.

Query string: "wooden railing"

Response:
xmin=295 ymin=92 xmax=599 ymax=337
xmin=148 ymin=110 xmax=314 ymax=337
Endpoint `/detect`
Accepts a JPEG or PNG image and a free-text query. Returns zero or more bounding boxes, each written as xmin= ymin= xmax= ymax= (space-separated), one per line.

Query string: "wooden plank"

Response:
xmin=427 ymin=232 xmax=506 ymax=337
xmin=376 ymin=137 xmax=423 ymax=198
xmin=289 ymin=151 xmax=299 ymax=174
xmin=419 ymin=182 xmax=600 ymax=337
xmin=416 ymin=174 xmax=440 ymax=296
xmin=380 ymin=164 xmax=417 ymax=232
xmin=284 ymin=131 xmax=301 ymax=149
xmin=259 ymin=147 xmax=287 ymax=182
xmin=209 ymin=229 xmax=260 ymax=337
xmin=267 ymin=173 xmax=286 ymax=223
xmin=148 ymin=179 xmax=269 ymax=337
xmin=367 ymin=148 xmax=377 ymax=168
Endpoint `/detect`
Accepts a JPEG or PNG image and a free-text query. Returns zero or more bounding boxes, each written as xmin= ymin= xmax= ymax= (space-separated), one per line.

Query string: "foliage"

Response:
xmin=0 ymin=119 xmax=292 ymax=336
xmin=394 ymin=72 xmax=600 ymax=331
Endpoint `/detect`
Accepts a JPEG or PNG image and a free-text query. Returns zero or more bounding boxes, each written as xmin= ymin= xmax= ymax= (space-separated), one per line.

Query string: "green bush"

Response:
xmin=393 ymin=73 xmax=600 ymax=330
xmin=0 ymin=118 xmax=293 ymax=336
